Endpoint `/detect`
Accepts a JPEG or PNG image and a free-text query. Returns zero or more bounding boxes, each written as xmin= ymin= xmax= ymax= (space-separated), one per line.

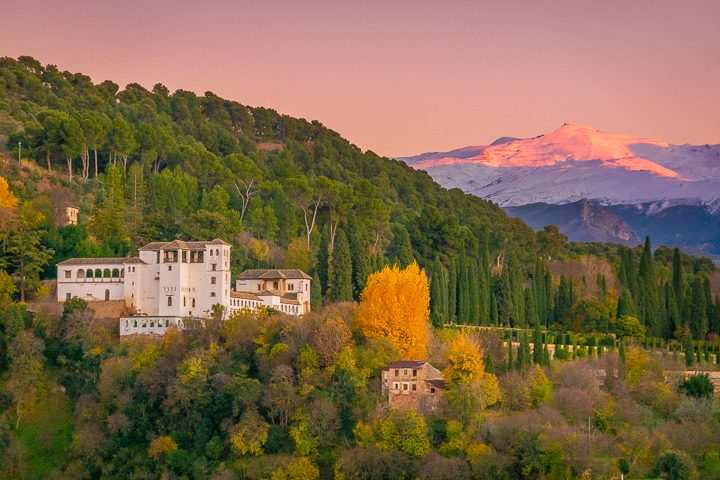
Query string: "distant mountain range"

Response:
xmin=399 ymin=123 xmax=720 ymax=257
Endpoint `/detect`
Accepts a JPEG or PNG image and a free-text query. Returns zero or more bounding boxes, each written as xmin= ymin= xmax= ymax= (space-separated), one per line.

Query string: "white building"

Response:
xmin=230 ymin=269 xmax=312 ymax=316
xmin=57 ymin=239 xmax=232 ymax=336
xmin=56 ymin=241 xmax=312 ymax=336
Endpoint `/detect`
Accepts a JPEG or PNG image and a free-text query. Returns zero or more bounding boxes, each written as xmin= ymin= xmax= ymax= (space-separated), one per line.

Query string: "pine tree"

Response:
xmin=616 ymin=288 xmax=638 ymax=318
xmin=329 ymin=230 xmax=353 ymax=302
xmin=638 ymin=236 xmax=661 ymax=336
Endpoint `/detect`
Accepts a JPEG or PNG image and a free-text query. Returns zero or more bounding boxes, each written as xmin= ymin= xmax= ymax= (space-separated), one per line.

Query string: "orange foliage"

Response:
xmin=358 ymin=262 xmax=430 ymax=359
xmin=0 ymin=176 xmax=17 ymax=210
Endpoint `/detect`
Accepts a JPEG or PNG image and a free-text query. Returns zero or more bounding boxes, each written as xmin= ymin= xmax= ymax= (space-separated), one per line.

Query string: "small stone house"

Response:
xmin=381 ymin=360 xmax=445 ymax=413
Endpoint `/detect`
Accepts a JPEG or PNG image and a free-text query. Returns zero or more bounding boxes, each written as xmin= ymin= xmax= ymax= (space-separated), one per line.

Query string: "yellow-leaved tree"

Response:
xmin=444 ymin=334 xmax=500 ymax=423
xmin=0 ymin=176 xmax=18 ymax=210
xmin=358 ymin=262 xmax=430 ymax=359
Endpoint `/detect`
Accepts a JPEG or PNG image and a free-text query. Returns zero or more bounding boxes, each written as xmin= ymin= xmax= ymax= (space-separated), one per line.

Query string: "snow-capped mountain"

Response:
xmin=399 ymin=123 xmax=720 ymax=209
xmin=399 ymin=123 xmax=720 ymax=256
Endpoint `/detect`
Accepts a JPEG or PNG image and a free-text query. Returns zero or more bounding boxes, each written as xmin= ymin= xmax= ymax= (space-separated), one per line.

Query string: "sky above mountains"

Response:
xmin=2 ymin=0 xmax=719 ymax=157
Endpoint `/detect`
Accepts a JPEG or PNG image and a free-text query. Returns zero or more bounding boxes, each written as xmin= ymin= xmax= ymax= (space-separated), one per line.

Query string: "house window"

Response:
xmin=393 ymin=382 xmax=399 ymax=389
xmin=430 ymin=387 xmax=436 ymax=394
xmin=211 ymin=292 xmax=216 ymax=297
xmin=66 ymin=293 xmax=71 ymax=300
xmin=413 ymin=370 xmax=417 ymax=377
xmin=192 ymin=299 xmax=196 ymax=307
xmin=168 ymin=265 xmax=172 ymax=271
xmin=210 ymin=249 xmax=213 ymax=256
xmin=212 ymin=263 xmax=217 ymax=271
xmin=211 ymin=276 xmax=216 ymax=285
xmin=183 ymin=297 xmax=186 ymax=307
xmin=257 ymin=285 xmax=261 ymax=291
xmin=64 ymin=270 xmax=71 ymax=279
xmin=288 ymin=283 xmax=294 ymax=291
xmin=412 ymin=384 xmax=417 ymax=391
xmin=167 ymin=296 xmax=173 ymax=306
xmin=403 ymin=383 xmax=408 ymax=391
xmin=394 ymin=369 xmax=399 ymax=377
xmin=403 ymin=370 xmax=408 ymax=375
xmin=273 ymin=281 xmax=279 ymax=290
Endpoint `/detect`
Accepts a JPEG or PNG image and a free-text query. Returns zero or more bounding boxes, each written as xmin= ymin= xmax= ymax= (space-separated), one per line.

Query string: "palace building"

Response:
xmin=55 ymin=239 xmax=311 ymax=336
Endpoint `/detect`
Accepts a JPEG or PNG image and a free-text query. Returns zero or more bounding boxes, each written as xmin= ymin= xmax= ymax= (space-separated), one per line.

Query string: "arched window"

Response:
xmin=150 ymin=322 xmax=154 ymax=328
xmin=86 ymin=269 xmax=93 ymax=278
xmin=103 ymin=268 xmax=111 ymax=279
xmin=95 ymin=268 xmax=102 ymax=279
xmin=111 ymin=268 xmax=120 ymax=280
xmin=77 ymin=269 xmax=85 ymax=279
xmin=168 ymin=296 xmax=173 ymax=306
xmin=120 ymin=268 xmax=125 ymax=278
xmin=134 ymin=320 xmax=137 ymax=328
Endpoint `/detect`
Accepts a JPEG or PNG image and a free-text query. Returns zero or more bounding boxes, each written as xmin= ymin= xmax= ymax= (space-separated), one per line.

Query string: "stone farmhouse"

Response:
xmin=381 ymin=360 xmax=445 ymax=413
xmin=55 ymin=239 xmax=311 ymax=336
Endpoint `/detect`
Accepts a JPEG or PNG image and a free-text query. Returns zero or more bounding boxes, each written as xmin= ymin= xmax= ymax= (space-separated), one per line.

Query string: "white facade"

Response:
xmin=233 ymin=269 xmax=311 ymax=316
xmin=57 ymin=239 xmax=232 ymax=336
xmin=56 ymin=244 xmax=312 ymax=336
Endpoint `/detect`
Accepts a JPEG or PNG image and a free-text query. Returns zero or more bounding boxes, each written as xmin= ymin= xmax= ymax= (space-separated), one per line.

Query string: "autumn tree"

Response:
xmin=358 ymin=262 xmax=430 ymax=359
xmin=312 ymin=314 xmax=354 ymax=366
xmin=230 ymin=408 xmax=270 ymax=456
xmin=148 ymin=435 xmax=178 ymax=460
xmin=444 ymin=334 xmax=500 ymax=423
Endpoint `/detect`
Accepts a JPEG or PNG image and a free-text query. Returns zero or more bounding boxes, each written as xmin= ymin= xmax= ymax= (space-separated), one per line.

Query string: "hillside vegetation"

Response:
xmin=0 ymin=56 xmax=719 ymax=479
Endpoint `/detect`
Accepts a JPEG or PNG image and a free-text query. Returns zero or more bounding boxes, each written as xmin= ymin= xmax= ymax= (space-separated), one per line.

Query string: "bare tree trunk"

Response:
xmin=94 ymin=149 xmax=99 ymax=177
xmin=67 ymin=157 xmax=73 ymax=181
xmin=302 ymin=199 xmax=322 ymax=249
xmin=46 ymin=151 xmax=52 ymax=172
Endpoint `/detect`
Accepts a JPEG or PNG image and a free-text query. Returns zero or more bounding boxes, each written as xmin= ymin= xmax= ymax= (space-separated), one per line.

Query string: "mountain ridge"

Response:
xmin=400 ymin=123 xmax=720 ymax=256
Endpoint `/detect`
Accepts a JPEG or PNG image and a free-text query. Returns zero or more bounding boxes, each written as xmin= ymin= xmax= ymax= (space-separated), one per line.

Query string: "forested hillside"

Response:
xmin=1 ymin=56 xmax=720 ymax=480
xmin=1 ymin=56 xmax=718 ymax=342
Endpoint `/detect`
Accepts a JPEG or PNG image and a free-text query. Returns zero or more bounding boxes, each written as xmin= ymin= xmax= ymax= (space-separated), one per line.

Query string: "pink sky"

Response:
xmin=2 ymin=0 xmax=719 ymax=157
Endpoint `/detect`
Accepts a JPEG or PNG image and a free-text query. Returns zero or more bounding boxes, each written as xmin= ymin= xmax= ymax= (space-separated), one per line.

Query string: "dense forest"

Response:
xmin=0 ymin=55 xmax=717 ymax=340
xmin=0 ymin=56 xmax=719 ymax=479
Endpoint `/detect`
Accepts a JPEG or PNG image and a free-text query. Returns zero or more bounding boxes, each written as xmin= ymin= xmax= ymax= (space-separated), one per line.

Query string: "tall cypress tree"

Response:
xmin=468 ymin=259 xmax=480 ymax=325
xmin=672 ymin=247 xmax=684 ymax=309
xmin=490 ymin=292 xmax=499 ymax=326
xmin=447 ymin=259 xmax=457 ymax=325
xmin=347 ymin=216 xmax=371 ymax=301
xmin=532 ymin=326 xmax=543 ymax=364
xmin=429 ymin=258 xmax=448 ymax=327
xmin=686 ymin=276 xmax=708 ymax=339
xmin=638 ymin=236 xmax=661 ymax=336
xmin=329 ymin=230 xmax=353 ymax=302
xmin=316 ymin=228 xmax=330 ymax=299
xmin=311 ymin=272 xmax=322 ymax=310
